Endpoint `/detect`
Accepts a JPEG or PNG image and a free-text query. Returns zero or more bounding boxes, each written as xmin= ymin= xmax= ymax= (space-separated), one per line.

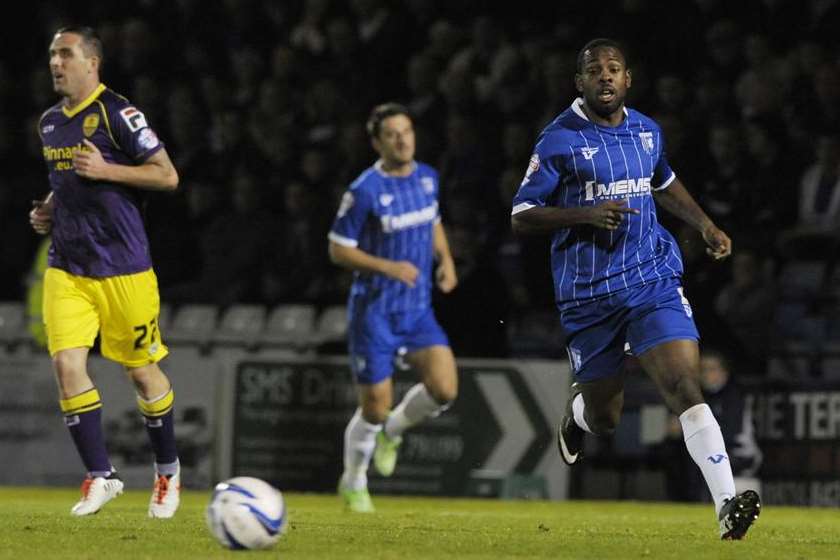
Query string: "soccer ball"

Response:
xmin=206 ymin=477 xmax=287 ymax=550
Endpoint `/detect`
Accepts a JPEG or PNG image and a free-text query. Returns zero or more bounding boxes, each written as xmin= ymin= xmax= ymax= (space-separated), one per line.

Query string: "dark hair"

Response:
xmin=576 ymin=38 xmax=627 ymax=73
xmin=366 ymin=102 xmax=411 ymax=139
xmin=55 ymin=26 xmax=104 ymax=69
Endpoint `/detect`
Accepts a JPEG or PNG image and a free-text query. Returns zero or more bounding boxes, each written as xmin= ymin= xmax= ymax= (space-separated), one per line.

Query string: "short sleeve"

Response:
xmin=109 ymin=104 xmax=164 ymax=162
xmin=328 ymin=186 xmax=373 ymax=247
xmin=651 ymin=129 xmax=676 ymax=191
xmin=511 ymin=134 xmax=564 ymax=215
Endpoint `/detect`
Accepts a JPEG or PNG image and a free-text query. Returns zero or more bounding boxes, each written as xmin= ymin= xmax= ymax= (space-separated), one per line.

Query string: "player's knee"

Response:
xmin=52 ymin=352 xmax=85 ymax=379
xmin=587 ymin=409 xmax=620 ymax=436
xmin=428 ymin=382 xmax=457 ymax=405
xmin=126 ymin=363 xmax=169 ymax=395
xmin=361 ymin=406 xmax=388 ymax=425
xmin=659 ymin=372 xmax=703 ymax=412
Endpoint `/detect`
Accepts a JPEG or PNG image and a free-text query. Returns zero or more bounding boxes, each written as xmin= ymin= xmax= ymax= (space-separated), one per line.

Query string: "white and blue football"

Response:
xmin=206 ymin=477 xmax=287 ymax=550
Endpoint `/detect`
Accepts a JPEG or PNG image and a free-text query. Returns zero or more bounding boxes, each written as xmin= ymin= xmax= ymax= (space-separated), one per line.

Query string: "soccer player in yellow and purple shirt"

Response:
xmin=29 ymin=26 xmax=181 ymax=518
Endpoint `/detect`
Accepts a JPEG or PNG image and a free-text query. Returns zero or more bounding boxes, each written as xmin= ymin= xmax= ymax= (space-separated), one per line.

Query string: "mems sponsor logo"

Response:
xmin=584 ymin=177 xmax=651 ymax=201
xmin=380 ymin=201 xmax=438 ymax=233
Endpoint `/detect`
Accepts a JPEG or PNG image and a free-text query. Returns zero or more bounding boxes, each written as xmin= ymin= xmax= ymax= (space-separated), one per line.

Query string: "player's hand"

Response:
xmin=435 ymin=257 xmax=458 ymax=293
xmin=29 ymin=199 xmax=53 ymax=235
xmin=588 ymin=199 xmax=639 ymax=230
xmin=702 ymin=224 xmax=732 ymax=260
xmin=73 ymin=139 xmax=110 ymax=180
xmin=386 ymin=261 xmax=420 ymax=287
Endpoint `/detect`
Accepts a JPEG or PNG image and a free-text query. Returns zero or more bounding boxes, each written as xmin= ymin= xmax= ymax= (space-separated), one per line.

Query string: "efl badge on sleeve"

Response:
xmin=337 ymin=192 xmax=354 ymax=218
xmin=522 ymin=153 xmax=540 ymax=184
xmin=120 ymin=107 xmax=148 ymax=132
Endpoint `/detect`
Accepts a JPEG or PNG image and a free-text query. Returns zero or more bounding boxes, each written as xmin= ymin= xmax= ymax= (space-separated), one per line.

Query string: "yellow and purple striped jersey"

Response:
xmin=38 ymin=84 xmax=164 ymax=277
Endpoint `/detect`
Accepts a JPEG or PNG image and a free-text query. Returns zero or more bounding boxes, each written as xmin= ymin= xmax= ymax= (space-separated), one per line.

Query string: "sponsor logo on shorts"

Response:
xmin=566 ymin=346 xmax=582 ymax=372
xmin=353 ymin=355 xmax=366 ymax=372
xmin=677 ymin=287 xmax=693 ymax=317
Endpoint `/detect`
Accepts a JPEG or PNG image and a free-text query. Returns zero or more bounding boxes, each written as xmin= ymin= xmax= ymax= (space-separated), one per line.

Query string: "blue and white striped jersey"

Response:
xmin=329 ymin=160 xmax=440 ymax=313
xmin=512 ymin=98 xmax=684 ymax=311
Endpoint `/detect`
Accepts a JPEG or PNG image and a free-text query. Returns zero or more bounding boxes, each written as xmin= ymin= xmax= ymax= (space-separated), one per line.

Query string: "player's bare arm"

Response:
xmin=328 ymin=241 xmax=419 ymax=287
xmin=432 ymin=222 xmax=457 ymax=293
xmin=653 ymin=178 xmax=731 ymax=260
xmin=73 ymin=140 xmax=179 ymax=191
xmin=512 ymin=199 xmax=640 ymax=235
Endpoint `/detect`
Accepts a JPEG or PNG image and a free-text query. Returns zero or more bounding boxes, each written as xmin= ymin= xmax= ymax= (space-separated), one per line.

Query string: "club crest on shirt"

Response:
xmin=639 ymin=132 xmax=654 ymax=154
xmin=421 ymin=176 xmax=435 ymax=194
xmin=83 ymin=113 xmax=100 ymax=137
xmin=580 ymin=146 xmax=599 ymax=160
xmin=379 ymin=193 xmax=394 ymax=206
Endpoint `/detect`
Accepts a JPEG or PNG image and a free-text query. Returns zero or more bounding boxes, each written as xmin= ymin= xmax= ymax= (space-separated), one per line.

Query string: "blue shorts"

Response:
xmin=347 ymin=303 xmax=450 ymax=384
xmin=559 ymin=278 xmax=699 ymax=382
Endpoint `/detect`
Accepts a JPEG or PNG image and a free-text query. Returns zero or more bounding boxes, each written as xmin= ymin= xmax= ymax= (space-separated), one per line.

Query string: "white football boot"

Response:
xmin=148 ymin=465 xmax=181 ymax=518
xmin=71 ymin=475 xmax=124 ymax=516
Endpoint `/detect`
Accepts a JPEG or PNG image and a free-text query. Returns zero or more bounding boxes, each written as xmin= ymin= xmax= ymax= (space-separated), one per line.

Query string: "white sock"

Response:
xmin=342 ymin=408 xmax=381 ymax=491
xmin=572 ymin=393 xmax=594 ymax=434
xmin=384 ymin=383 xmax=447 ymax=439
xmin=155 ymin=459 xmax=179 ymax=477
xmin=680 ymin=403 xmax=737 ymax=515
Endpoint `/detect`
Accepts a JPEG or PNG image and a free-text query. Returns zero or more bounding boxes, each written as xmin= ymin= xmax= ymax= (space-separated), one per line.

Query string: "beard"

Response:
xmin=584 ymin=89 xmax=626 ymax=119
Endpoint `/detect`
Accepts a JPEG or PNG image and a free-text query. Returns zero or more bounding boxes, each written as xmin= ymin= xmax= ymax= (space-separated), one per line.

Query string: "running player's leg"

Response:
xmin=340 ymin=379 xmax=390 ymax=512
xmin=373 ymin=343 xmax=457 ymax=477
xmin=631 ymin=279 xmax=759 ymax=538
xmin=99 ymin=269 xmax=179 ymax=518
xmin=398 ymin=344 xmax=457 ymax=432
xmin=45 ymin=268 xmax=122 ymax=515
xmin=373 ymin=311 xmax=455 ymax=476
xmin=127 ymin=363 xmax=180 ymax=518
xmin=339 ymin=305 xmax=394 ymax=512
xmin=639 ymin=341 xmax=738 ymax=512
xmin=383 ymin=310 xmax=456 ymax=443
xmin=557 ymin=297 xmax=627 ymax=464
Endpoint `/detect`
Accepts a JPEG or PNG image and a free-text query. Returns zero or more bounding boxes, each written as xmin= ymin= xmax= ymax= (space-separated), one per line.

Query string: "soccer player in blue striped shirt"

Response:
xmin=328 ymin=103 xmax=458 ymax=512
xmin=511 ymin=39 xmax=760 ymax=539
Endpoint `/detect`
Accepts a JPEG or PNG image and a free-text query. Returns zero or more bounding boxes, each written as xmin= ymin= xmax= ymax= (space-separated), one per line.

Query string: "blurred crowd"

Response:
xmin=2 ymin=0 xmax=840 ymax=370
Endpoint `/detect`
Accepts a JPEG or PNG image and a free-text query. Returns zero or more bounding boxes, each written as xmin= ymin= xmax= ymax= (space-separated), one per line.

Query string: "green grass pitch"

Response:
xmin=1 ymin=487 xmax=837 ymax=559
